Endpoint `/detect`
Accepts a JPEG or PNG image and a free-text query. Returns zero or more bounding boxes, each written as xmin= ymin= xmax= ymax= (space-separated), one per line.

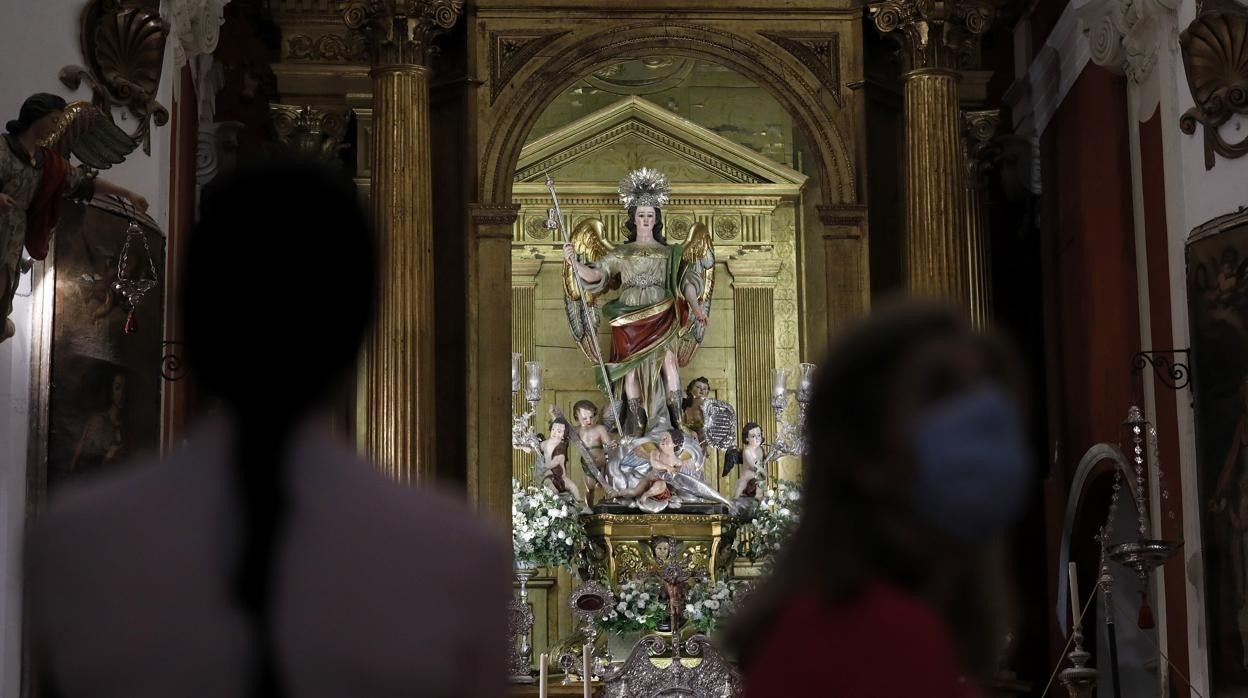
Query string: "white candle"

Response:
xmin=539 ymin=653 xmax=549 ymax=698
xmin=583 ymin=644 xmax=592 ymax=697
xmin=511 ymin=353 xmax=522 ymax=393
xmin=1067 ymin=561 xmax=1081 ymax=629
xmin=772 ymin=368 xmax=789 ymax=399
xmin=796 ymin=363 xmax=816 ymax=403
xmin=525 ymin=361 xmax=543 ymax=402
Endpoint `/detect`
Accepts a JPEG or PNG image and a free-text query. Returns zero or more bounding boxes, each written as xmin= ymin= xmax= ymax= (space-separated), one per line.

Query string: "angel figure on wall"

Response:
xmin=1 ymin=93 xmax=148 ymax=343
xmin=723 ymin=421 xmax=769 ymax=503
xmin=561 ymin=168 xmax=714 ymax=437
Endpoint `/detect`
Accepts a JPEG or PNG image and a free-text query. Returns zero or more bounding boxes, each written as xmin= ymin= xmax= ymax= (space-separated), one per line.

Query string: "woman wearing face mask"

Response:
xmin=725 ymin=300 xmax=1031 ymax=698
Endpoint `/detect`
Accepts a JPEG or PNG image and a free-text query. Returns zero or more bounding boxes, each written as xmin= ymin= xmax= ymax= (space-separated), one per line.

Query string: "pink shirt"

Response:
xmin=26 ymin=416 xmax=511 ymax=698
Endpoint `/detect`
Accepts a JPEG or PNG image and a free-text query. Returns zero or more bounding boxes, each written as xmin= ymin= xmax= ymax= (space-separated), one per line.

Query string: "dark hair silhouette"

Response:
xmin=6 ymin=93 xmax=66 ymax=135
xmin=623 ymin=205 xmax=665 ymax=244
xmin=572 ymin=399 xmax=599 ymax=418
xmin=724 ymin=300 xmax=1023 ymax=678
xmin=182 ymin=158 xmax=376 ymax=697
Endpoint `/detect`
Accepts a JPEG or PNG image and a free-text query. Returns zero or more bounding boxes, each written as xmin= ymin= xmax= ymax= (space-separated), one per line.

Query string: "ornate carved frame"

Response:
xmin=59 ymin=0 xmax=171 ymax=155
xmin=1179 ymin=0 xmax=1248 ymax=169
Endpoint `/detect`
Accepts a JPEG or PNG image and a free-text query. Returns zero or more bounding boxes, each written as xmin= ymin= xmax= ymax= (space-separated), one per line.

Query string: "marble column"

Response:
xmin=342 ymin=0 xmax=464 ymax=482
xmin=511 ymin=255 xmax=542 ymax=484
xmin=727 ymin=256 xmax=782 ymax=480
xmin=962 ymin=109 xmax=1000 ymax=330
xmin=869 ymin=0 xmax=995 ymax=307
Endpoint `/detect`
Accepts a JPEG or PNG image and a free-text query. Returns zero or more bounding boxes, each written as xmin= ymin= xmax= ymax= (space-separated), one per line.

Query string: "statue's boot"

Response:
xmin=666 ymin=390 xmax=683 ymax=429
xmin=625 ymin=397 xmax=647 ymax=437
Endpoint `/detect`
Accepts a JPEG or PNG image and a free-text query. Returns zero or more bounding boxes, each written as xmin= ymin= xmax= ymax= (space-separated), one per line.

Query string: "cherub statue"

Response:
xmin=541 ymin=417 xmax=588 ymax=509
xmin=723 ymin=421 xmax=769 ymax=502
xmin=1 ymin=94 xmax=148 ymax=343
xmin=561 ymin=168 xmax=714 ymax=436
xmin=569 ymin=400 xmax=616 ymax=499
xmin=681 ymin=376 xmax=711 ymax=449
xmin=603 ymin=428 xmax=736 ymax=514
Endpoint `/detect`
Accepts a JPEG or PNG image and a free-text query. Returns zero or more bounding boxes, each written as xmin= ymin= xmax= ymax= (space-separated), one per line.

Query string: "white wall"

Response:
xmin=1148 ymin=0 xmax=1248 ymax=692
xmin=0 ymin=1 xmax=174 ymax=693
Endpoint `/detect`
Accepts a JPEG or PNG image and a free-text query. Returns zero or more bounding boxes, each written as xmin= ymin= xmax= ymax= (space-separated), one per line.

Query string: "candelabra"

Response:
xmin=509 ymin=352 xmax=544 ymax=683
xmin=768 ymin=363 xmax=814 ymax=460
xmin=1103 ymin=406 xmax=1181 ymax=580
xmin=512 ymin=352 xmax=544 ymax=459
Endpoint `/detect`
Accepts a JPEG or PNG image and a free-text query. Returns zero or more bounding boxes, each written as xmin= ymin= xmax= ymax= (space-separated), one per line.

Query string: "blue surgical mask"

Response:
xmin=910 ymin=386 xmax=1032 ymax=542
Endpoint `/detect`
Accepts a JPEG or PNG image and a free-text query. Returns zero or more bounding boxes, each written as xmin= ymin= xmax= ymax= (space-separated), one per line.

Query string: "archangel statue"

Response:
xmin=560 ymin=168 xmax=714 ymax=438
xmin=549 ymin=167 xmax=734 ymax=513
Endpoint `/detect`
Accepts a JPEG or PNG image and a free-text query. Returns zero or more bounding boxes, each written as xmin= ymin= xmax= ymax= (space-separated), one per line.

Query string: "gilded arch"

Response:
xmin=475 ymin=20 xmax=861 ymax=211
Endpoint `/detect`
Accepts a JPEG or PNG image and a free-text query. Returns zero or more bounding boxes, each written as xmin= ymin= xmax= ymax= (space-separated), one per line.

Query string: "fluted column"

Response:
xmin=727 ymin=257 xmax=782 ymax=480
xmin=468 ymin=204 xmax=521 ymax=525
xmin=870 ymin=0 xmax=995 ymax=307
xmin=962 ymin=109 xmax=1000 ymax=330
xmin=511 ymin=255 xmax=542 ymax=484
xmin=343 ymin=0 xmax=464 ymax=482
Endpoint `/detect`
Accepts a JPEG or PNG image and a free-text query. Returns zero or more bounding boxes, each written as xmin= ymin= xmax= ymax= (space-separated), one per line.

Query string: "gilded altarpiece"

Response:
xmin=265 ymin=0 xmax=869 ymax=667
xmin=511 ymin=97 xmax=807 ymax=652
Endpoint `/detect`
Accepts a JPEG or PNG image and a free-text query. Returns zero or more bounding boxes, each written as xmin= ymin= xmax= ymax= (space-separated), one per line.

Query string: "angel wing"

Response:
xmin=39 ymin=101 xmax=138 ymax=170
xmin=563 ymin=218 xmax=614 ymax=363
xmin=677 ymin=221 xmax=715 ymax=365
xmin=701 ymin=398 xmax=738 ymax=451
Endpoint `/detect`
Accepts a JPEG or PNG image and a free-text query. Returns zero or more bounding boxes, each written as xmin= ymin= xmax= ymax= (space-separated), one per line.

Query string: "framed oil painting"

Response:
xmin=1188 ymin=208 xmax=1248 ymax=694
xmin=27 ymin=195 xmax=165 ymax=505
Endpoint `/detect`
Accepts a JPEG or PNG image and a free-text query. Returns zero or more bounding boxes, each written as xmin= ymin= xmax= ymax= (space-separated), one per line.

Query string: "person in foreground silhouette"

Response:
xmin=25 ymin=159 xmax=510 ymax=698
xmin=726 ymin=301 xmax=1031 ymax=698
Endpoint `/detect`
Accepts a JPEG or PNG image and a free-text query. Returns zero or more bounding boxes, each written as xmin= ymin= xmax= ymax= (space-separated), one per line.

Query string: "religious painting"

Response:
xmin=1188 ymin=208 xmax=1248 ymax=694
xmin=35 ymin=198 xmax=164 ymax=498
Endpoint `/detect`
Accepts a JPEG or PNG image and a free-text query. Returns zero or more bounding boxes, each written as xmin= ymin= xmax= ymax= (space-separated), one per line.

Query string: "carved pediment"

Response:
xmin=515 ymin=97 xmax=808 ymax=197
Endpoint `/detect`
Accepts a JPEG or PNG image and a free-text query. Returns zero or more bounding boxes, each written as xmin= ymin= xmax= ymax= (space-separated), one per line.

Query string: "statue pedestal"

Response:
xmin=581 ymin=513 xmax=738 ymax=586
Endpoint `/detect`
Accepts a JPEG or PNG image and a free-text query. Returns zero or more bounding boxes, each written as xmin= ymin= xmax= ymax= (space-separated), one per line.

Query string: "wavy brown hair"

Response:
xmin=724 ymin=300 xmax=1023 ymax=678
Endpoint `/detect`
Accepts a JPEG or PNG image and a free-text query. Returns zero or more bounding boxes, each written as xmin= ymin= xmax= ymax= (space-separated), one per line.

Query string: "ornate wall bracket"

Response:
xmin=1132 ymin=349 xmax=1192 ymax=391
xmin=1076 ymin=0 xmax=1178 ymax=118
xmin=59 ymin=0 xmax=171 ymax=155
xmin=269 ymin=104 xmax=350 ymax=163
xmin=962 ymin=109 xmax=1002 ymax=188
xmin=1179 ymin=2 xmax=1248 ymax=169
xmin=340 ymin=0 xmax=464 ymax=67
xmin=868 ymin=0 xmax=996 ymax=73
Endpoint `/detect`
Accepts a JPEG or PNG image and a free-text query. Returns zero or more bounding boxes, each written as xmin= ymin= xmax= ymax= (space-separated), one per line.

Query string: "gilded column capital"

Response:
xmin=962 ymin=109 xmax=1001 ymax=188
xmin=470 ymin=203 xmax=522 ymax=229
xmin=511 ymin=253 xmax=543 ymax=286
xmin=817 ymin=203 xmax=867 ymax=240
xmin=727 ymin=257 xmax=784 ymax=288
xmin=270 ymin=104 xmax=350 ymax=163
xmin=868 ymin=0 xmax=996 ymax=73
xmin=340 ymin=0 xmax=464 ymax=68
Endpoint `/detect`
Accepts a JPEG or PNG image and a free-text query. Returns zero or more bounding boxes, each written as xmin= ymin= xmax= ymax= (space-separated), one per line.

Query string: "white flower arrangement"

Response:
xmin=597 ymin=579 xmax=668 ymax=635
xmin=735 ymin=478 xmax=802 ymax=563
xmin=512 ymin=478 xmax=586 ymax=569
xmin=683 ymin=579 xmax=740 ymax=634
